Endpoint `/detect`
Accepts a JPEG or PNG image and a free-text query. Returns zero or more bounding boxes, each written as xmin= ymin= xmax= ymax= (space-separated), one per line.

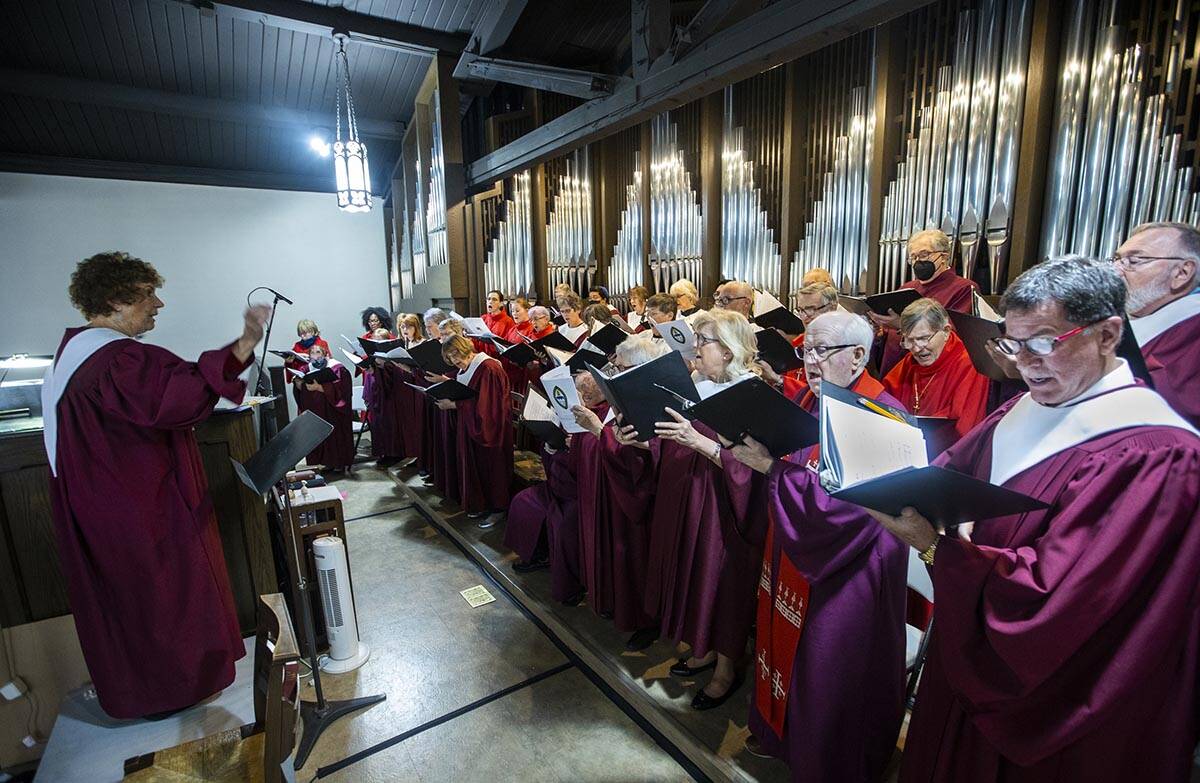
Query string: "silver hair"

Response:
xmin=1001 ymin=255 xmax=1125 ymax=325
xmin=807 ymin=310 xmax=874 ymax=352
xmin=423 ymin=307 xmax=448 ymax=324
xmin=614 ymin=333 xmax=669 ymax=366
xmin=907 ymin=228 xmax=951 ymax=254
xmin=528 ymin=305 xmax=550 ymax=320
xmin=1129 ymin=221 xmax=1200 ymax=264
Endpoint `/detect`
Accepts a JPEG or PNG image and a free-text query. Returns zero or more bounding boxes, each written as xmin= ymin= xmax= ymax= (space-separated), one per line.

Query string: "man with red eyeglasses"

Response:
xmin=1114 ymin=221 xmax=1200 ymax=427
xmin=870 ymin=256 xmax=1200 ymax=783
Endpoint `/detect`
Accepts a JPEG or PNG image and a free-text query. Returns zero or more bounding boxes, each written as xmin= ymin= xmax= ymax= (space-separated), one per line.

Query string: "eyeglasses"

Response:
xmin=800 ymin=343 xmax=856 ymax=361
xmin=989 ymin=320 xmax=1104 ymax=357
xmin=908 ymin=250 xmax=948 ymax=264
xmin=714 ymin=295 xmax=750 ymax=306
xmin=796 ymin=303 xmax=834 ymax=317
xmin=1109 ymin=254 xmax=1190 ymax=269
xmin=900 ymin=331 xmax=945 ymax=349
xmin=695 ymin=333 xmax=721 ymax=348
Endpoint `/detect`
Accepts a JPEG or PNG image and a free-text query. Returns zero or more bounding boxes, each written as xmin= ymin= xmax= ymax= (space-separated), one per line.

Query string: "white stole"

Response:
xmin=42 ymin=327 xmax=131 ymax=476
xmin=990 ymin=360 xmax=1198 ymax=486
xmin=558 ymin=322 xmax=589 ymax=343
xmin=457 ymin=351 xmax=498 ymax=386
xmin=1129 ymin=291 xmax=1200 ymax=346
xmin=693 ymin=372 xmax=752 ymax=400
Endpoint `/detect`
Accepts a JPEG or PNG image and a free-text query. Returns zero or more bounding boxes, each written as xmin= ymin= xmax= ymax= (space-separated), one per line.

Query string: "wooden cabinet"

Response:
xmin=0 ymin=408 xmax=275 ymax=633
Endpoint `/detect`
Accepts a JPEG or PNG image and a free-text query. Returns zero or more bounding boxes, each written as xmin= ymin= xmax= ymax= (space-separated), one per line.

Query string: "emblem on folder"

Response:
xmin=553 ymin=387 xmax=569 ymax=409
xmin=670 ymin=326 xmax=685 ymax=344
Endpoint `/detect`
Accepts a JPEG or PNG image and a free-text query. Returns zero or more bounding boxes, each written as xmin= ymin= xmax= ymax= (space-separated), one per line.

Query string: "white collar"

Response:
xmin=558 ymin=322 xmax=589 ymax=339
xmin=693 ymin=372 xmax=752 ymax=400
xmin=457 ymin=351 xmax=497 ymax=385
xmin=990 ymin=360 xmax=1198 ymax=485
xmin=1129 ymin=291 xmax=1200 ymax=345
xmin=42 ymin=327 xmax=131 ymax=476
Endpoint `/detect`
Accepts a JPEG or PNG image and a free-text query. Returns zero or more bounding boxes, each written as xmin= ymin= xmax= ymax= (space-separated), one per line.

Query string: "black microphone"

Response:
xmin=264 ymin=287 xmax=293 ymax=305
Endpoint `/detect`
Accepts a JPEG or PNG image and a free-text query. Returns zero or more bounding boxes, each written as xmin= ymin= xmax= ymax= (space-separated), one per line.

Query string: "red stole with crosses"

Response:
xmin=755 ymin=371 xmax=887 ymax=738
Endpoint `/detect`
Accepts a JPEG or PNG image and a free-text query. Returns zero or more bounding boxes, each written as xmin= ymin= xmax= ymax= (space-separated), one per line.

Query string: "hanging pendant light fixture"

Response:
xmin=333 ymin=33 xmax=372 ymax=212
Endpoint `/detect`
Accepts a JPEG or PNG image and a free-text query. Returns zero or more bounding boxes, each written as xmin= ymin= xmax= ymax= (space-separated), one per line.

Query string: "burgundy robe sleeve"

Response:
xmin=95 ymin=341 xmax=250 ymax=429
xmin=324 ymin=364 xmax=352 ymax=408
xmin=932 ymin=434 xmax=1200 ymax=762
xmin=765 ymin=459 xmax=895 ymax=582
xmin=462 ymin=363 xmax=510 ymax=448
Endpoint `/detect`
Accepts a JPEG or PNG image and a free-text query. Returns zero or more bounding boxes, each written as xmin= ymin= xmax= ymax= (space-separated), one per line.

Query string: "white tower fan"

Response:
xmin=313 ymin=536 xmax=370 ymax=673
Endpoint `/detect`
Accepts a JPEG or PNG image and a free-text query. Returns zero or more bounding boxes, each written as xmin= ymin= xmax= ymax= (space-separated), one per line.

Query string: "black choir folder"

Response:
xmin=586 ymin=323 xmax=629 ymax=355
xmin=532 ymin=330 xmax=581 ymax=354
xmin=520 ymin=389 xmax=568 ymax=450
xmin=754 ymin=306 xmax=806 ymax=335
xmin=357 ymin=336 xmax=407 ymax=356
xmin=947 ymin=311 xmax=1015 ymax=382
xmin=756 ymin=329 xmax=805 ymax=373
xmin=285 ymin=365 xmax=337 ymax=385
xmin=683 ymin=377 xmax=818 ymax=458
xmin=407 ymin=339 xmax=457 ymax=376
xmin=818 ymin=382 xmax=1047 ymax=525
xmin=838 ymin=288 xmax=922 ymax=317
xmin=587 ymin=350 xmax=699 ymax=441
xmin=407 ymin=379 xmax=478 ymax=402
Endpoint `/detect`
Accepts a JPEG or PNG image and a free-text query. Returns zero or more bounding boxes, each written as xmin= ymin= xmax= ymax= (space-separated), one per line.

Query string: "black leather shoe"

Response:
xmin=513 ymin=558 xmax=549 ymax=573
xmin=670 ymin=655 xmax=717 ymax=677
xmin=561 ymin=589 xmax=585 ymax=607
xmin=625 ymin=627 xmax=659 ymax=652
xmin=690 ymin=674 xmax=744 ymax=711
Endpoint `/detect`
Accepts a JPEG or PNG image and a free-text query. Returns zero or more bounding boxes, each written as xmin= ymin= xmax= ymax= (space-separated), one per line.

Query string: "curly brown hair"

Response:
xmin=68 ymin=252 xmax=164 ymax=320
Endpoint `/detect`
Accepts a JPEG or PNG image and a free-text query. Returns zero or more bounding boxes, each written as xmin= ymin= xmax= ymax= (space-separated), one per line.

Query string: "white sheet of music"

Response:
xmin=821 ymin=395 xmax=928 ymax=489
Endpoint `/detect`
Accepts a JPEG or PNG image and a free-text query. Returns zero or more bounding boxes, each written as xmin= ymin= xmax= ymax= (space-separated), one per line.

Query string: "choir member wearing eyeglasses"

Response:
xmin=727 ymin=309 xmax=908 ymax=781
xmin=291 ymin=343 xmax=354 ymax=472
xmin=871 ymin=256 xmax=1200 ymax=783
xmin=1114 ymin=221 xmax=1200 ymax=427
xmin=613 ymin=310 xmax=766 ymax=710
xmin=643 ymin=293 xmax=679 ymax=326
xmin=567 ymin=336 xmax=671 ymax=648
xmin=883 ymin=298 xmax=989 ymax=453
xmin=46 ymin=251 xmax=270 ymax=719
xmin=713 ymin=280 xmax=756 ymax=318
xmin=556 ymin=292 xmax=590 ymax=347
xmin=758 ymin=282 xmax=839 ymax=399
xmin=436 ymin=335 xmax=513 ymax=529
xmin=868 ymin=229 xmax=979 ymax=374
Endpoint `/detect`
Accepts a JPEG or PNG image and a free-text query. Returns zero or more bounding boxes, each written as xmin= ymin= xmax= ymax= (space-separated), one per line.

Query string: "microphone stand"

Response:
xmin=254 ymin=290 xmax=284 ymax=442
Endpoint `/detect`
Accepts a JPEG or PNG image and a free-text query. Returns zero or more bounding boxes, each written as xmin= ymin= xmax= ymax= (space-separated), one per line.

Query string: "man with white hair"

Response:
xmin=728 ymin=309 xmax=908 ymax=782
xmin=870 ymin=257 xmax=1200 ymax=782
xmin=714 ymin=280 xmax=756 ymax=319
xmin=1113 ymin=221 xmax=1200 ymax=426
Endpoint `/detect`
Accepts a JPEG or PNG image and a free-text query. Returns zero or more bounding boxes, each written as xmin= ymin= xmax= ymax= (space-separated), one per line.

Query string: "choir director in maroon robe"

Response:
xmin=1115 ymin=221 xmax=1200 ymax=427
xmin=43 ymin=251 xmax=270 ymax=720
xmin=437 ymin=335 xmax=513 ymax=528
xmin=867 ymin=257 xmax=1200 ymax=783
xmin=728 ymin=309 xmax=908 ymax=782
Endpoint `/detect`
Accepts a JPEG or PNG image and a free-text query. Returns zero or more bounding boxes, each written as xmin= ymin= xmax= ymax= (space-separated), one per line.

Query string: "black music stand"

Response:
xmin=232 ymin=411 xmax=386 ymax=770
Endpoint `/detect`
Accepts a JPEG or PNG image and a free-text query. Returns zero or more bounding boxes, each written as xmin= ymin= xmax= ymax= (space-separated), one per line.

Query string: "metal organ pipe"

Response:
xmin=426 ymin=90 xmax=449 ymax=269
xmin=650 ymin=113 xmax=704 ymax=293
xmin=546 ymin=147 xmax=595 ymax=298
xmin=484 ymin=171 xmax=534 ymax=299
xmin=610 ymin=157 xmax=644 ymax=304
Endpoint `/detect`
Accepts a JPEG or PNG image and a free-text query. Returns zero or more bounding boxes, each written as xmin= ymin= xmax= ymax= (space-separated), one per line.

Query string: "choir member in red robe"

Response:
xmin=871 ymin=229 xmax=979 ymax=374
xmin=556 ymin=292 xmax=591 ymax=348
xmin=511 ymin=297 xmax=535 ymax=339
xmin=522 ymin=305 xmax=558 ymax=395
xmin=482 ymin=290 xmax=520 ymax=343
xmin=627 ymin=311 xmax=766 ymax=709
xmin=286 ymin=318 xmax=330 ymax=373
xmin=728 ymin=309 xmax=908 ymax=781
xmin=1116 ymin=221 xmax=1200 ymax=427
xmin=869 ymin=257 xmax=1200 ymax=783
xmin=884 ymin=298 xmax=990 ymax=453
xmin=44 ymin=251 xmax=269 ymax=719
xmin=437 ymin=336 xmax=512 ymax=528
xmin=758 ymin=282 xmax=838 ymax=399
xmin=290 ymin=344 xmax=355 ymax=471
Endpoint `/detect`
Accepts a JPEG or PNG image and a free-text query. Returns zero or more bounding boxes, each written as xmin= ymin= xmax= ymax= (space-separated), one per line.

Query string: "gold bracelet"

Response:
xmin=918 ymin=537 xmax=939 ymax=565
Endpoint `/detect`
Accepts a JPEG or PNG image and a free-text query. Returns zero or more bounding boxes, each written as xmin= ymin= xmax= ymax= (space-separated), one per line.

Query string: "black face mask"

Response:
xmin=912 ymin=260 xmax=937 ymax=281
xmin=309 ymin=357 xmax=328 ymax=370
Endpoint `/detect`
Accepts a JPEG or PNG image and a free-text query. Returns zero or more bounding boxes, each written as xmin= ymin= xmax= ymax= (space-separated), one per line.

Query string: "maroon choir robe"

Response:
xmin=574 ymin=413 xmax=658 ymax=631
xmin=368 ymin=360 xmax=405 ymax=459
xmin=881 ymin=270 xmax=979 ymax=374
xmin=751 ymin=372 xmax=908 ymax=782
xmin=46 ymin=328 xmax=250 ymax=718
xmin=1131 ymin=294 xmax=1200 ymax=428
xmin=454 ymin=354 xmax=513 ymax=513
xmin=393 ymin=361 xmax=426 ymax=460
xmin=503 ymin=442 xmax=584 ymax=601
xmin=291 ymin=361 xmax=355 ymax=469
xmin=901 ymin=376 xmax=1200 ymax=783
xmin=644 ymin=418 xmax=764 ymax=658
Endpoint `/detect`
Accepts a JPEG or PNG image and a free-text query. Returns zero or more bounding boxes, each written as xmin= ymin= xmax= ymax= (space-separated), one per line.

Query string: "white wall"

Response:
xmin=0 ymin=172 xmax=390 ymax=384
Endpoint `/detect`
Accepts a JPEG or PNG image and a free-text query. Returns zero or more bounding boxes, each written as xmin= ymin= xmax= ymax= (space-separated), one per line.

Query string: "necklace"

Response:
xmin=912 ymin=374 xmax=937 ymax=414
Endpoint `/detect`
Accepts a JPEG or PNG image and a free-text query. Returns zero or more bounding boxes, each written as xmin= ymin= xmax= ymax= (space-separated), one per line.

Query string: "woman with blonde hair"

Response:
xmin=287 ymin=318 xmax=330 ymax=372
xmin=615 ymin=307 xmax=765 ymax=709
xmin=436 ymin=335 xmax=513 ymax=528
xmin=669 ymin=279 xmax=707 ymax=325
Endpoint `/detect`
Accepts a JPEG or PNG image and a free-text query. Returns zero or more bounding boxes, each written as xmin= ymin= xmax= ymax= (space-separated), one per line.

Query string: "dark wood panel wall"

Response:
xmin=384 ymin=0 xmax=1196 ymax=318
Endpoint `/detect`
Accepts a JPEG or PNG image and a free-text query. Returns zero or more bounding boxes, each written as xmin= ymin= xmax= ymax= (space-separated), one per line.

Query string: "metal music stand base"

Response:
xmin=295 ymin=693 xmax=387 ymax=771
